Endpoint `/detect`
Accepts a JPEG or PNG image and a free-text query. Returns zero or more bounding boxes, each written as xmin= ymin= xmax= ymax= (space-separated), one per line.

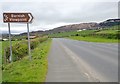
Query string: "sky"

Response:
xmin=0 ymin=0 xmax=119 ymax=34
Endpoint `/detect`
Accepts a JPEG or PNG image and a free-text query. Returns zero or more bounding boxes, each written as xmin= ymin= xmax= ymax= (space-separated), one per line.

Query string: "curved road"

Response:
xmin=46 ymin=38 xmax=118 ymax=82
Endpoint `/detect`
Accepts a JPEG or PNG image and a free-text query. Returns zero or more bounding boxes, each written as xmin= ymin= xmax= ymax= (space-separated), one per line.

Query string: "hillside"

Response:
xmin=2 ymin=18 xmax=120 ymax=38
xmin=29 ymin=18 xmax=120 ymax=35
xmin=49 ymin=25 xmax=119 ymax=43
xmin=49 ymin=19 xmax=120 ymax=33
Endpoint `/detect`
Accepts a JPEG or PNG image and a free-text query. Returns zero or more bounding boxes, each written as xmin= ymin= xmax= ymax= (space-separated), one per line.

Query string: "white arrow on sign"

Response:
xmin=28 ymin=13 xmax=33 ymax=23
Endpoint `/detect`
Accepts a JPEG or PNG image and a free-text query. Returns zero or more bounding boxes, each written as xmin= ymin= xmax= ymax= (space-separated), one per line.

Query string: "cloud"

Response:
xmin=0 ymin=1 xmax=118 ymax=34
xmin=0 ymin=0 xmax=119 ymax=2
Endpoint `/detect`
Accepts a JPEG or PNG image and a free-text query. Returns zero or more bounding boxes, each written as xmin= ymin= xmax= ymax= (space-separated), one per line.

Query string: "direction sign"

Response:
xmin=3 ymin=13 xmax=33 ymax=23
xmin=3 ymin=12 xmax=33 ymax=62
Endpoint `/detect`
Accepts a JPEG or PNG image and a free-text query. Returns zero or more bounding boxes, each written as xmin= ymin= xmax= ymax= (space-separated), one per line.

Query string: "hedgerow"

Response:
xmin=5 ymin=36 xmax=48 ymax=62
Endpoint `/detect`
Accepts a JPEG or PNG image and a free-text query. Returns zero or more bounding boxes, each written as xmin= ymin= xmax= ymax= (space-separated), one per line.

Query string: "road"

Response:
xmin=46 ymin=38 xmax=118 ymax=82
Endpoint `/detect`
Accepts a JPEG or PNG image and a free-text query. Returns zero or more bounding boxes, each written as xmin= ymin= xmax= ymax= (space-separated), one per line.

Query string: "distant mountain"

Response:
xmin=38 ymin=18 xmax=119 ymax=34
xmin=50 ymin=19 xmax=120 ymax=33
xmin=99 ymin=19 xmax=120 ymax=27
xmin=49 ymin=23 xmax=99 ymax=33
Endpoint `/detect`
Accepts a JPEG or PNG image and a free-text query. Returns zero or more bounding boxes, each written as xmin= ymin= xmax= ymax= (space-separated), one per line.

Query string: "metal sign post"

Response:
xmin=3 ymin=13 xmax=33 ymax=62
xmin=8 ymin=23 xmax=12 ymax=62
xmin=27 ymin=23 xmax=31 ymax=60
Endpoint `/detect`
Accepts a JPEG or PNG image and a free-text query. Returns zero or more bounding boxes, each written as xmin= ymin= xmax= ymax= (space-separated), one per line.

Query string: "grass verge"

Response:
xmin=68 ymin=36 xmax=118 ymax=43
xmin=0 ymin=42 xmax=2 ymax=83
xmin=2 ymin=39 xmax=52 ymax=82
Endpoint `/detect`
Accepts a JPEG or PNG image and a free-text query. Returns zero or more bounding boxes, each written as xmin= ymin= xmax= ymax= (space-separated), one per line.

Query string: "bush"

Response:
xmin=5 ymin=36 xmax=48 ymax=62
xmin=13 ymin=42 xmax=28 ymax=61
xmin=75 ymin=34 xmax=79 ymax=36
xmin=30 ymin=39 xmax=39 ymax=49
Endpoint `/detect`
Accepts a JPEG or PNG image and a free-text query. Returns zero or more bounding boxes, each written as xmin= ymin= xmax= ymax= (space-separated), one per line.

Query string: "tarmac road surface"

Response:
xmin=46 ymin=38 xmax=118 ymax=82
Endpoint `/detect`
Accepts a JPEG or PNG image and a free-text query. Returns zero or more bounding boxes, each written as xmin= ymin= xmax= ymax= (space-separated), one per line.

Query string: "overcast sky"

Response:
xmin=0 ymin=0 xmax=119 ymax=34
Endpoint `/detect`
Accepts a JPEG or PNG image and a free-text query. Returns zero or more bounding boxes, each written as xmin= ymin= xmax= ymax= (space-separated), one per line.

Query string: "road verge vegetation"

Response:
xmin=2 ymin=37 xmax=52 ymax=82
xmin=68 ymin=36 xmax=118 ymax=43
xmin=4 ymin=36 xmax=48 ymax=63
xmin=0 ymin=42 xmax=2 ymax=83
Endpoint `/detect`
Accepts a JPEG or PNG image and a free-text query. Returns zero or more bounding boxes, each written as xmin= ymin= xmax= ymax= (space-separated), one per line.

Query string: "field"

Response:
xmin=96 ymin=30 xmax=119 ymax=34
xmin=2 ymin=37 xmax=52 ymax=82
xmin=49 ymin=25 xmax=119 ymax=43
xmin=49 ymin=31 xmax=78 ymax=38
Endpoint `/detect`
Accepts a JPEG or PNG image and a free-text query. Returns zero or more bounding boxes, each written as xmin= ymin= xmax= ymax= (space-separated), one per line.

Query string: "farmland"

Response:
xmin=49 ymin=25 xmax=119 ymax=43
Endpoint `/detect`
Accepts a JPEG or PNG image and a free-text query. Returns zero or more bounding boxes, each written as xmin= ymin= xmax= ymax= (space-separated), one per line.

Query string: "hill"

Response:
xmin=48 ymin=19 xmax=120 ymax=33
xmin=29 ymin=18 xmax=120 ymax=35
xmin=2 ymin=18 xmax=120 ymax=38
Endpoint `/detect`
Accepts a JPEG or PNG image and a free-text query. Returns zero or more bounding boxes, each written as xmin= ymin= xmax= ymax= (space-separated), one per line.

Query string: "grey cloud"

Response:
xmin=0 ymin=1 xmax=118 ymax=34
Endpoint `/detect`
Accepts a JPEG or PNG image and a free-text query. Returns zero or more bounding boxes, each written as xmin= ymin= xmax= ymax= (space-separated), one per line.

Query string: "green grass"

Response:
xmin=77 ymin=30 xmax=95 ymax=34
xmin=49 ymin=25 xmax=119 ymax=43
xmin=0 ymin=42 xmax=2 ymax=59
xmin=49 ymin=31 xmax=77 ymax=37
xmin=0 ymin=42 xmax=2 ymax=83
xmin=2 ymin=39 xmax=52 ymax=82
xmin=68 ymin=36 xmax=118 ymax=43
xmin=49 ymin=30 xmax=96 ymax=38
xmin=96 ymin=30 xmax=119 ymax=34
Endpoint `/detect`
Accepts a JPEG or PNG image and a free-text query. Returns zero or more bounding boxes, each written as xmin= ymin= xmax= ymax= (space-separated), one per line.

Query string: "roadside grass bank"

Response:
xmin=0 ymin=42 xmax=2 ymax=83
xmin=68 ymin=36 xmax=118 ymax=43
xmin=2 ymin=39 xmax=52 ymax=82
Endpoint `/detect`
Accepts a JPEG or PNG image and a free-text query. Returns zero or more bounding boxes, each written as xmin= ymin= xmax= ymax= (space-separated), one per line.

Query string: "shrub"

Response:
xmin=75 ymin=34 xmax=79 ymax=36
xmin=5 ymin=36 xmax=48 ymax=62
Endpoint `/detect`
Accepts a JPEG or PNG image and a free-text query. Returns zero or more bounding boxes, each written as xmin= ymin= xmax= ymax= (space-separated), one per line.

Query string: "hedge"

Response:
xmin=5 ymin=36 xmax=48 ymax=63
